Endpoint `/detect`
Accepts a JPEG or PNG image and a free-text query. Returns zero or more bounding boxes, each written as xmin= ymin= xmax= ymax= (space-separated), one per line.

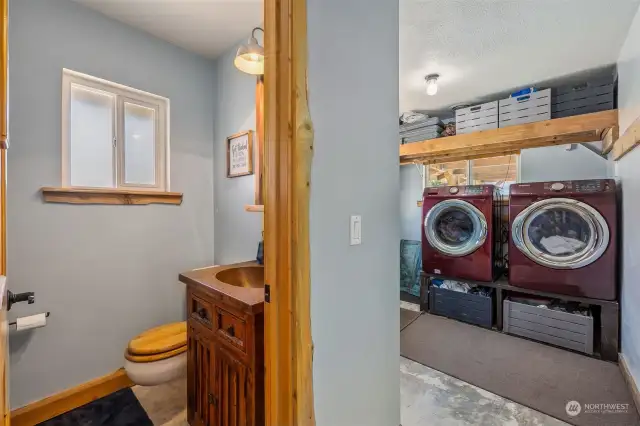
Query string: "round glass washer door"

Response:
xmin=512 ymin=198 xmax=609 ymax=269
xmin=424 ymin=199 xmax=488 ymax=257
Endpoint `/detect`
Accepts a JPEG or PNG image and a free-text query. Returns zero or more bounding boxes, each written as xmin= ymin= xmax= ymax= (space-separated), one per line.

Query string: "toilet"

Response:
xmin=124 ymin=322 xmax=188 ymax=386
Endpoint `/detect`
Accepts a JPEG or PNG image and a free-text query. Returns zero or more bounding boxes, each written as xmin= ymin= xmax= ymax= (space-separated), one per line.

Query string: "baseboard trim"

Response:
xmin=10 ymin=368 xmax=133 ymax=426
xmin=620 ymin=353 xmax=640 ymax=417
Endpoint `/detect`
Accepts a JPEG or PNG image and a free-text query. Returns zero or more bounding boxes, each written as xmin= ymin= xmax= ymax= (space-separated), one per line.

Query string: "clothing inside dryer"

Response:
xmin=526 ymin=207 xmax=590 ymax=256
xmin=434 ymin=208 xmax=474 ymax=246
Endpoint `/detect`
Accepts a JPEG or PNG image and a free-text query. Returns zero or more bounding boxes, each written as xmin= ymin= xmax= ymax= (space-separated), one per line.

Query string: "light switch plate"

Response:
xmin=350 ymin=215 xmax=361 ymax=245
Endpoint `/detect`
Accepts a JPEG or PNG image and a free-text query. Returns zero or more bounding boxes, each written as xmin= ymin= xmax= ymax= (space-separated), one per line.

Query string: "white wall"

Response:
xmin=213 ymin=43 xmax=262 ymax=265
xmin=307 ymin=0 xmax=400 ymax=425
xmin=616 ymin=1 xmax=640 ymax=388
xmin=520 ymin=144 xmax=613 ymax=182
xmin=8 ymin=0 xmax=215 ymax=408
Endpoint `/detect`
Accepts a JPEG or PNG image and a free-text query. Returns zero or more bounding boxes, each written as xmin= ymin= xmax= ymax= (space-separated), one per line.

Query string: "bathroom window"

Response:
xmin=61 ymin=69 xmax=169 ymax=191
xmin=426 ymin=154 xmax=519 ymax=193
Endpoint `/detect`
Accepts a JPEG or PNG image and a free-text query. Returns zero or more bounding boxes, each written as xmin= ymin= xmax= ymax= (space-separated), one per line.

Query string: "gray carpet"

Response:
xmin=400 ymin=308 xmax=421 ymax=331
xmin=401 ymin=313 xmax=639 ymax=426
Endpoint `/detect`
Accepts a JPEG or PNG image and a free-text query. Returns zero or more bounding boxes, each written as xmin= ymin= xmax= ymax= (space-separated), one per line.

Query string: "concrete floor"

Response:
xmin=401 ymin=357 xmax=568 ymax=426
xmin=132 ymin=358 xmax=567 ymax=426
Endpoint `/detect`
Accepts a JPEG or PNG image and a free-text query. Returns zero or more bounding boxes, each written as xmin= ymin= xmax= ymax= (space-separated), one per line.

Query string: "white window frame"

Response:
xmin=61 ymin=69 xmax=170 ymax=191
xmin=423 ymin=154 xmax=521 ymax=191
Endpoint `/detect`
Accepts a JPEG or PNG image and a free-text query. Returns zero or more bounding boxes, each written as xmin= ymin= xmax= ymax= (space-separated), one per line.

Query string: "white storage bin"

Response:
xmin=499 ymin=89 xmax=551 ymax=127
xmin=455 ymin=101 xmax=498 ymax=135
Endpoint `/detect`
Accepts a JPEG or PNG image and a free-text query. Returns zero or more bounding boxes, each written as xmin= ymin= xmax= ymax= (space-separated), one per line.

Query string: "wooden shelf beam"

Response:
xmin=400 ymin=110 xmax=618 ymax=165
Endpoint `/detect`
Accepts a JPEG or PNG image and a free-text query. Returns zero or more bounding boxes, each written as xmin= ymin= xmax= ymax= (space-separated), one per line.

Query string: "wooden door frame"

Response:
xmin=263 ymin=0 xmax=315 ymax=424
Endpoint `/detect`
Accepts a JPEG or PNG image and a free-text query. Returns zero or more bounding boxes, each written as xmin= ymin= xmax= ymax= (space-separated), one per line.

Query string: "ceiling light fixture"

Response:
xmin=425 ymin=74 xmax=440 ymax=96
xmin=234 ymin=27 xmax=265 ymax=75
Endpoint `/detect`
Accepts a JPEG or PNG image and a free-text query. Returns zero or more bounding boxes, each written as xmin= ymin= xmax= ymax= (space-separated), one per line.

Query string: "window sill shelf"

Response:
xmin=244 ymin=204 xmax=264 ymax=212
xmin=41 ymin=187 xmax=183 ymax=205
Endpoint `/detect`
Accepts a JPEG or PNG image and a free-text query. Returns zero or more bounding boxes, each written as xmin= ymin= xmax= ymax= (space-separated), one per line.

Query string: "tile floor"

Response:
xmin=132 ymin=378 xmax=188 ymax=426
xmin=132 ymin=358 xmax=567 ymax=426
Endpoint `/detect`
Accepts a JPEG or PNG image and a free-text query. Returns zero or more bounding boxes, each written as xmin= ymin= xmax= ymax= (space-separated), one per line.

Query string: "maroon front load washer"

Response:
xmin=422 ymin=185 xmax=498 ymax=282
xmin=509 ymin=179 xmax=617 ymax=300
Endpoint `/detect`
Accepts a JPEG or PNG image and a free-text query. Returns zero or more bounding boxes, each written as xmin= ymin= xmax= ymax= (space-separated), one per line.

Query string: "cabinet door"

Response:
xmin=214 ymin=345 xmax=251 ymax=426
xmin=187 ymin=325 xmax=215 ymax=426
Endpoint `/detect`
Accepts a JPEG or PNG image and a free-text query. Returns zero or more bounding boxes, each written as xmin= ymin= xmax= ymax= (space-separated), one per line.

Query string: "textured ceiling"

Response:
xmin=400 ymin=0 xmax=640 ymax=115
xmin=72 ymin=0 xmax=263 ymax=59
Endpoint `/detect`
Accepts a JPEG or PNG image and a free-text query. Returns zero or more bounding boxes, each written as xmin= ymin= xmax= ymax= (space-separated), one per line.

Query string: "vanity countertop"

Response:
xmin=179 ymin=261 xmax=264 ymax=314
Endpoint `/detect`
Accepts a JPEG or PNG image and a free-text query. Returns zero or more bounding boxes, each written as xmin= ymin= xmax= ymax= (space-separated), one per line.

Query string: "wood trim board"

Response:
xmin=264 ymin=0 xmax=315 ymax=423
xmin=620 ymin=353 xmax=640 ymax=417
xmin=10 ymin=368 xmax=134 ymax=426
xmin=41 ymin=187 xmax=183 ymax=205
xmin=613 ymin=115 xmax=640 ymax=161
xmin=255 ymin=77 xmax=265 ymax=205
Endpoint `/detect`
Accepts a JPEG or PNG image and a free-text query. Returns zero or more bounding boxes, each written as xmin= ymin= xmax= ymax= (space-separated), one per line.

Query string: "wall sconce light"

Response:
xmin=425 ymin=74 xmax=439 ymax=96
xmin=234 ymin=27 xmax=265 ymax=75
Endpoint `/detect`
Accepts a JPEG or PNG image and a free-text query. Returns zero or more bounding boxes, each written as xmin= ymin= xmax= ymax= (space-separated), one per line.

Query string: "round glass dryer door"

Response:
xmin=424 ymin=199 xmax=488 ymax=257
xmin=512 ymin=198 xmax=609 ymax=269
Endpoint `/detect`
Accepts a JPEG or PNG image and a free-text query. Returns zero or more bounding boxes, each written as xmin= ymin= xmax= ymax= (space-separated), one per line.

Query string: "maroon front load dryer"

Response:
xmin=509 ymin=179 xmax=617 ymax=300
xmin=422 ymin=185 xmax=497 ymax=282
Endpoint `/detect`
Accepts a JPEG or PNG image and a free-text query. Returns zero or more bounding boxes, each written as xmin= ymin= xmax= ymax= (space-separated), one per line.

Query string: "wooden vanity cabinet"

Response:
xmin=186 ymin=287 xmax=264 ymax=426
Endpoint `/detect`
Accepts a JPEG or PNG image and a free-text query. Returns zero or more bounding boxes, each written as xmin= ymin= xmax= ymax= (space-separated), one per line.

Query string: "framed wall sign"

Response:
xmin=227 ymin=130 xmax=254 ymax=178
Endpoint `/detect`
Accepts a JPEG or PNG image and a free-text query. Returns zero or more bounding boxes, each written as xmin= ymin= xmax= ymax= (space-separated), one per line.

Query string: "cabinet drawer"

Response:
xmin=215 ymin=307 xmax=247 ymax=351
xmin=189 ymin=293 xmax=213 ymax=329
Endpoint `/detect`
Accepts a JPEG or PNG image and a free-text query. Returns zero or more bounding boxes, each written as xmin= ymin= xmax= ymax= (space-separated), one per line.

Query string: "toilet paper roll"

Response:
xmin=16 ymin=313 xmax=47 ymax=331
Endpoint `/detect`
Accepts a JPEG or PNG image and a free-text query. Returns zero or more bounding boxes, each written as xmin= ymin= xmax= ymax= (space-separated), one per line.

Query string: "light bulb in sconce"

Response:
xmin=425 ymin=74 xmax=439 ymax=96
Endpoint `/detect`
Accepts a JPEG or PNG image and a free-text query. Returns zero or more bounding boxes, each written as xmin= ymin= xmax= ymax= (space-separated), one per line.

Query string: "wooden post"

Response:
xmin=264 ymin=0 xmax=315 ymax=423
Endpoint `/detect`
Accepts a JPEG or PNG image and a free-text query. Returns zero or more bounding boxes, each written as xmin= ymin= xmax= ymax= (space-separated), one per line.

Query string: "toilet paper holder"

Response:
xmin=6 ymin=290 xmax=35 ymax=311
xmin=9 ymin=312 xmax=50 ymax=327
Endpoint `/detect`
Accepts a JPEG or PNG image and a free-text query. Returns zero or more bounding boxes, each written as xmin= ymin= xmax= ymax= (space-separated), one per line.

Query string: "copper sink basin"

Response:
xmin=215 ymin=265 xmax=264 ymax=289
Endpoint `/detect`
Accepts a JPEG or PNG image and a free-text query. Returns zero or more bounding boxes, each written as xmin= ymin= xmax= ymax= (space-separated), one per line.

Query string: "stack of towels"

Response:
xmin=399 ymin=112 xmax=444 ymax=144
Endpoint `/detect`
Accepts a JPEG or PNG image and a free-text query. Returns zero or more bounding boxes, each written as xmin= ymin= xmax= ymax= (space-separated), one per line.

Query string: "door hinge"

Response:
xmin=208 ymin=393 xmax=217 ymax=406
xmin=265 ymin=284 xmax=270 ymax=303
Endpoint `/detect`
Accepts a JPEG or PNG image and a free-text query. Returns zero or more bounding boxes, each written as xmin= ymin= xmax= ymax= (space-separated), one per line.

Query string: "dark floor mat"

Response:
xmin=401 ymin=313 xmax=639 ymax=426
xmin=400 ymin=290 xmax=420 ymax=305
xmin=400 ymin=308 xmax=421 ymax=331
xmin=38 ymin=388 xmax=153 ymax=426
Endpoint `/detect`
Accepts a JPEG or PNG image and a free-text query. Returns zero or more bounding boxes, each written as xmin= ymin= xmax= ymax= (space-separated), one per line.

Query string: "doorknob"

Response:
xmin=7 ymin=290 xmax=35 ymax=311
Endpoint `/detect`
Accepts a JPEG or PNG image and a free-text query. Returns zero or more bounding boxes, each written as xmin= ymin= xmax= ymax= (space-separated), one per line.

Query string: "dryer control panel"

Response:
xmin=575 ymin=180 xmax=607 ymax=193
xmin=511 ymin=179 xmax=615 ymax=196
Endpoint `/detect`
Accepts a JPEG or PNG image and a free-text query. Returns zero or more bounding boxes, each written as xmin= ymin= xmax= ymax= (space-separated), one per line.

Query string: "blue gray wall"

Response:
xmin=400 ymin=165 xmax=423 ymax=241
xmin=8 ymin=0 xmax=215 ymax=408
xmin=520 ymin=144 xmax=612 ymax=182
xmin=213 ymin=43 xmax=261 ymax=265
xmin=308 ymin=0 xmax=400 ymax=424
xmin=616 ymin=1 xmax=640 ymax=390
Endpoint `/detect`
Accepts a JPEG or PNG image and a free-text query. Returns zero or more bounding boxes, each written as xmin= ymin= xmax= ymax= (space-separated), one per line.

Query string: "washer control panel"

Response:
xmin=464 ymin=185 xmax=486 ymax=195
xmin=575 ymin=180 xmax=605 ymax=193
xmin=543 ymin=181 xmax=573 ymax=192
xmin=550 ymin=182 xmax=565 ymax=191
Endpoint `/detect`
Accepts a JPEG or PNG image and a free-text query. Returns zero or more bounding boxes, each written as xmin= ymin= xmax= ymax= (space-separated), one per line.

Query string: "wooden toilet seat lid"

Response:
xmin=127 ymin=322 xmax=187 ymax=356
xmin=125 ymin=345 xmax=186 ymax=363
